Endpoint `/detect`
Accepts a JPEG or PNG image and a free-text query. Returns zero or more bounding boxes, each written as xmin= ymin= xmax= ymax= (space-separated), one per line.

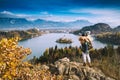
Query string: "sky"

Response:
xmin=0 ymin=0 xmax=120 ymax=27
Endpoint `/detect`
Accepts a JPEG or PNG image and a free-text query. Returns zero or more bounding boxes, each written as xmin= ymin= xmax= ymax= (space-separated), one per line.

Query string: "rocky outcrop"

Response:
xmin=49 ymin=57 xmax=115 ymax=80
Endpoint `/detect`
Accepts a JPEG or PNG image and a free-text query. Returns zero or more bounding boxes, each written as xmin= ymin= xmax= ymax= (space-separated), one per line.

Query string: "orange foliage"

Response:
xmin=0 ymin=37 xmax=31 ymax=79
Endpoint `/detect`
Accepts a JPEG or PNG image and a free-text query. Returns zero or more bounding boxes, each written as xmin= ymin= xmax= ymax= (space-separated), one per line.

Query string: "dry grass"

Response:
xmin=92 ymin=57 xmax=120 ymax=80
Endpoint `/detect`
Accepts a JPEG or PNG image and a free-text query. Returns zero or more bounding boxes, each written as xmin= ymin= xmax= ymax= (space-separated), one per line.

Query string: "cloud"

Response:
xmin=0 ymin=10 xmax=32 ymax=18
xmin=0 ymin=10 xmax=14 ymax=15
xmin=0 ymin=10 xmax=120 ymax=27
xmin=40 ymin=11 xmax=49 ymax=15
xmin=1 ymin=11 xmax=50 ymax=21
xmin=0 ymin=10 xmax=17 ymax=18
xmin=70 ymin=8 xmax=120 ymax=15
xmin=17 ymin=14 xmax=31 ymax=17
xmin=69 ymin=8 xmax=120 ymax=27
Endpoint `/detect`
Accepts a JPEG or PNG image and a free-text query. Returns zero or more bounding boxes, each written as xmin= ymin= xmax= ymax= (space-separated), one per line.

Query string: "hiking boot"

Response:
xmin=88 ymin=63 xmax=92 ymax=67
xmin=83 ymin=63 xmax=86 ymax=66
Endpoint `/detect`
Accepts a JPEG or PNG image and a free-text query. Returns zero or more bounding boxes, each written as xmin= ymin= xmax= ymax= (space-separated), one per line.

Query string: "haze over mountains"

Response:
xmin=0 ymin=12 xmax=93 ymax=29
xmin=0 ymin=11 xmax=120 ymax=32
xmin=0 ymin=17 xmax=92 ymax=30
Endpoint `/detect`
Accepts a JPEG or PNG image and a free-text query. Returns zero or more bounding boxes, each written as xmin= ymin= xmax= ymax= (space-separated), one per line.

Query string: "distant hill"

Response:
xmin=0 ymin=28 xmax=43 ymax=40
xmin=0 ymin=17 xmax=92 ymax=29
xmin=0 ymin=18 xmax=32 ymax=29
xmin=113 ymin=25 xmax=120 ymax=32
xmin=67 ymin=20 xmax=92 ymax=28
xmin=73 ymin=23 xmax=112 ymax=34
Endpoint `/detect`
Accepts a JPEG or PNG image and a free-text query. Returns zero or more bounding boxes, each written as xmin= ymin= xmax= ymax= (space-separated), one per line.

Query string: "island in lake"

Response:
xmin=56 ymin=35 xmax=72 ymax=44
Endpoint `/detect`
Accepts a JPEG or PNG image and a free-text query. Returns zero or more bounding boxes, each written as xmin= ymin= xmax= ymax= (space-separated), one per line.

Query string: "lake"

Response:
xmin=19 ymin=33 xmax=107 ymax=59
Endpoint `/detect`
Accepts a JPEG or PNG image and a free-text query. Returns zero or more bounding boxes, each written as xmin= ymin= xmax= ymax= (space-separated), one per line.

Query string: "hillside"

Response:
xmin=0 ymin=36 xmax=119 ymax=80
xmin=113 ymin=26 xmax=120 ymax=32
xmin=0 ymin=17 xmax=32 ymax=29
xmin=30 ymin=45 xmax=120 ymax=80
xmin=73 ymin=23 xmax=112 ymax=34
xmin=48 ymin=57 xmax=115 ymax=80
xmin=95 ymin=32 xmax=120 ymax=45
xmin=0 ymin=28 xmax=43 ymax=40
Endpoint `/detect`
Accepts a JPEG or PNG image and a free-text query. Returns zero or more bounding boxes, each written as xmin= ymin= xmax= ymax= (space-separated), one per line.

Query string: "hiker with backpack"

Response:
xmin=79 ymin=32 xmax=93 ymax=67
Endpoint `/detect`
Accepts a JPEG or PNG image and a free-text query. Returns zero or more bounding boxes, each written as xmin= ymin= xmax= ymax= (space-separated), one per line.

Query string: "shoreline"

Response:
xmin=0 ymin=28 xmax=47 ymax=41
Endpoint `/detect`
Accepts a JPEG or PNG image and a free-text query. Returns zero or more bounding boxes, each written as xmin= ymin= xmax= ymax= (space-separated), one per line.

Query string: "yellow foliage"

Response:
xmin=0 ymin=37 xmax=31 ymax=79
xmin=0 ymin=37 xmax=63 ymax=80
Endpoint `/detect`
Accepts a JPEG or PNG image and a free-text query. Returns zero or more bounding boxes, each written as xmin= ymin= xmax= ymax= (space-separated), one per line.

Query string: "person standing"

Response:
xmin=79 ymin=32 xmax=92 ymax=67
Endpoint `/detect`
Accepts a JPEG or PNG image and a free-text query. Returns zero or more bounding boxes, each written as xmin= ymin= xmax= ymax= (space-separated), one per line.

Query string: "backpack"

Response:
xmin=87 ymin=42 xmax=93 ymax=50
xmin=81 ymin=41 xmax=93 ymax=53
xmin=84 ymin=37 xmax=93 ymax=50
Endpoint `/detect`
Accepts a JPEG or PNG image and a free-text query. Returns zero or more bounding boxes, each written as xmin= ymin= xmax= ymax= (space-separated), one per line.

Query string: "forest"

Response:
xmin=95 ymin=32 xmax=120 ymax=45
xmin=0 ymin=28 xmax=42 ymax=41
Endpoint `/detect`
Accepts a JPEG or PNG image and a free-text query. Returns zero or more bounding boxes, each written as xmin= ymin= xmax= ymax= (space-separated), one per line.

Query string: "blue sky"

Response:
xmin=0 ymin=0 xmax=120 ymax=27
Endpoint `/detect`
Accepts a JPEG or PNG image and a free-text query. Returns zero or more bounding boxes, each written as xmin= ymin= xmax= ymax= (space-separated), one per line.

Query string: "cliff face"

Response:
xmin=48 ymin=57 xmax=115 ymax=80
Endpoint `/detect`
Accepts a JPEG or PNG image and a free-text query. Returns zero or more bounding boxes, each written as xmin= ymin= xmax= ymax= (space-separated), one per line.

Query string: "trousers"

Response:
xmin=82 ymin=52 xmax=91 ymax=63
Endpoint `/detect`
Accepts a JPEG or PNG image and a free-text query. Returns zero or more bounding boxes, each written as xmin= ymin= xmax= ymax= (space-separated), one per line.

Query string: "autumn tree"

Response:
xmin=0 ymin=37 xmax=31 ymax=79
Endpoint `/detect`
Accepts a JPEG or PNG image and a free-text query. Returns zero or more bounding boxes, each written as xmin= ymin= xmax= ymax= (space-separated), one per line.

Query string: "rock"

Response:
xmin=41 ymin=64 xmax=49 ymax=70
xmin=69 ymin=75 xmax=80 ymax=80
xmin=54 ymin=57 xmax=70 ymax=75
xmin=57 ymin=57 xmax=70 ymax=62
xmin=49 ymin=57 xmax=115 ymax=80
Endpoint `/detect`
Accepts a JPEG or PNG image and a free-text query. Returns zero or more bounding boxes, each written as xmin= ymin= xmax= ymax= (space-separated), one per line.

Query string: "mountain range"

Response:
xmin=0 ymin=12 xmax=120 ymax=32
xmin=0 ymin=17 xmax=92 ymax=30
